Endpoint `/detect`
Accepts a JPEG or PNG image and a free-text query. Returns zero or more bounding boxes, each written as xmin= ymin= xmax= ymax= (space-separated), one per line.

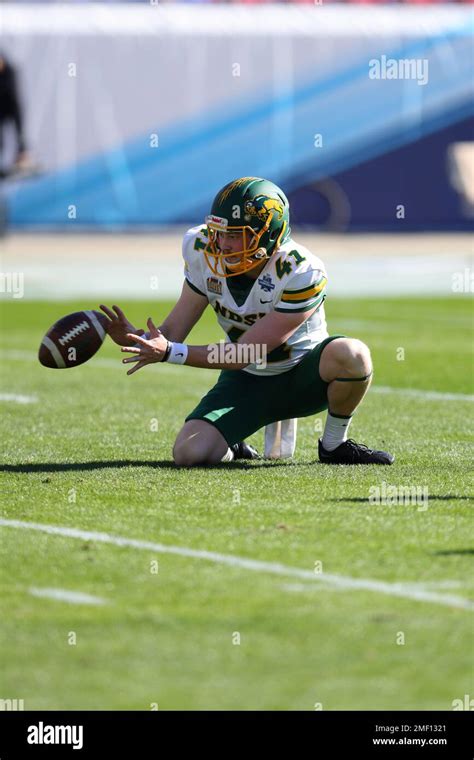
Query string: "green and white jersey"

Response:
xmin=182 ymin=225 xmax=329 ymax=376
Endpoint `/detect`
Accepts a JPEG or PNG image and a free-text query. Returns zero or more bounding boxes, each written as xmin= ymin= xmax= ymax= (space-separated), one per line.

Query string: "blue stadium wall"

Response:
xmin=2 ymin=5 xmax=473 ymax=231
xmin=288 ymin=116 xmax=474 ymax=232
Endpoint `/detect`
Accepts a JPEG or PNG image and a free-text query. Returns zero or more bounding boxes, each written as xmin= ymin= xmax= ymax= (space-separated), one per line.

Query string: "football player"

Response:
xmin=101 ymin=177 xmax=394 ymax=466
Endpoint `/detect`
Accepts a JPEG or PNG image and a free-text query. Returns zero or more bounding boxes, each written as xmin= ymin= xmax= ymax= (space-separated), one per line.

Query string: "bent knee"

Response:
xmin=173 ymin=441 xmax=207 ymax=467
xmin=173 ymin=420 xmax=229 ymax=466
xmin=323 ymin=338 xmax=372 ymax=379
xmin=345 ymin=338 xmax=372 ymax=374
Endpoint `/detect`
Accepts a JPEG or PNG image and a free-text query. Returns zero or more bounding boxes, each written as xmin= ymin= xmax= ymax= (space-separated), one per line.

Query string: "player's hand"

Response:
xmin=121 ymin=318 xmax=168 ymax=375
xmin=99 ymin=304 xmax=145 ymax=347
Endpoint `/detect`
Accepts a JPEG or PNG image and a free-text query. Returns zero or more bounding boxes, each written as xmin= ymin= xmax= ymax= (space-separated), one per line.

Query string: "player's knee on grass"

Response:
xmin=320 ymin=338 xmax=372 ymax=382
xmin=173 ymin=420 xmax=228 ymax=467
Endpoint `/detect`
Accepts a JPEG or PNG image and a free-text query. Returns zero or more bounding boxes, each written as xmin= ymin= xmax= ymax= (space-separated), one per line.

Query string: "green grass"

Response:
xmin=0 ymin=297 xmax=472 ymax=710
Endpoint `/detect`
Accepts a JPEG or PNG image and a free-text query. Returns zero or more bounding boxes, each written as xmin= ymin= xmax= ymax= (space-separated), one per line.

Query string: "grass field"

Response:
xmin=0 ymin=296 xmax=472 ymax=710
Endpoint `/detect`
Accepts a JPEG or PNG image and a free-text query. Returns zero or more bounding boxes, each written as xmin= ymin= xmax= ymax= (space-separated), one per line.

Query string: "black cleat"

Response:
xmin=231 ymin=441 xmax=261 ymax=460
xmin=318 ymin=438 xmax=394 ymax=465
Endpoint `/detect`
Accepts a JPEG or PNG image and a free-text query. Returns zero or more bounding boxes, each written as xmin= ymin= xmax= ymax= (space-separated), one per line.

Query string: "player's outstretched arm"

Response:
xmin=183 ymin=307 xmax=318 ymax=370
xmin=157 ymin=279 xmax=208 ymax=342
xmin=100 ymin=280 xmax=207 ymax=348
xmin=121 ymin=307 xmax=317 ymax=374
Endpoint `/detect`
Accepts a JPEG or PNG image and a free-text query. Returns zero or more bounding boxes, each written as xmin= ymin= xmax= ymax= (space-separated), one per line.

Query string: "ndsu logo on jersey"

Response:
xmin=207 ymin=277 xmax=222 ymax=295
xmin=213 ymin=300 xmax=265 ymax=326
xmin=257 ymin=273 xmax=275 ymax=293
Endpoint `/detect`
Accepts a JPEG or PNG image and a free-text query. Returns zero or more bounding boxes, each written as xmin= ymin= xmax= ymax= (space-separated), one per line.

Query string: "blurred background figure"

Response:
xmin=0 ymin=52 xmax=38 ymax=179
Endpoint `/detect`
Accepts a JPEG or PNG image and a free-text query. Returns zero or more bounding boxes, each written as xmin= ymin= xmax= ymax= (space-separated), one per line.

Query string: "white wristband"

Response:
xmin=166 ymin=342 xmax=188 ymax=365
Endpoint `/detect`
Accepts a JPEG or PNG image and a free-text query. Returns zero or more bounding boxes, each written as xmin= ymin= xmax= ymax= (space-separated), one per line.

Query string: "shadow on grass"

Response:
xmin=432 ymin=548 xmax=474 ymax=556
xmin=0 ymin=459 xmax=307 ymax=473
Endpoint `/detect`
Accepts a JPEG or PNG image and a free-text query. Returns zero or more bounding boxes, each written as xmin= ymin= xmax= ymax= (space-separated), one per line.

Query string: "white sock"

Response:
xmin=322 ymin=412 xmax=353 ymax=452
xmin=220 ymin=448 xmax=235 ymax=463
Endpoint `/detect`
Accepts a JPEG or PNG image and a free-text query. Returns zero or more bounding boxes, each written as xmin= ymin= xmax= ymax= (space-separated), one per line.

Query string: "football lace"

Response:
xmin=58 ymin=320 xmax=90 ymax=346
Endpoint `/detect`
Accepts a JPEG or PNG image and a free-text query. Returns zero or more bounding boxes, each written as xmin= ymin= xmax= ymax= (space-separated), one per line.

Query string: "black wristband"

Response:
xmin=161 ymin=340 xmax=172 ymax=362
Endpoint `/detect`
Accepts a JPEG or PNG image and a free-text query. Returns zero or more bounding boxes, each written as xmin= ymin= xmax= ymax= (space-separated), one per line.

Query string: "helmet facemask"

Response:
xmin=204 ymin=212 xmax=283 ymax=278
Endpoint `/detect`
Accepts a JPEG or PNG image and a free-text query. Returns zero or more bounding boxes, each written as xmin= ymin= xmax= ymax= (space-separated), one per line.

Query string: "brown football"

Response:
xmin=38 ymin=310 xmax=108 ymax=369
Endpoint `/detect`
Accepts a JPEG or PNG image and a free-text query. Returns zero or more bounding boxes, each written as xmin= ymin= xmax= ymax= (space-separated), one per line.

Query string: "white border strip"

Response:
xmin=2 ymin=6 xmax=469 ymax=37
xmin=1 ymin=519 xmax=471 ymax=611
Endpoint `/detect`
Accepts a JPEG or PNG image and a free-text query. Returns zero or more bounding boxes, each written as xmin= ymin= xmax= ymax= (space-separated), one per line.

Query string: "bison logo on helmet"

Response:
xmin=244 ymin=195 xmax=284 ymax=223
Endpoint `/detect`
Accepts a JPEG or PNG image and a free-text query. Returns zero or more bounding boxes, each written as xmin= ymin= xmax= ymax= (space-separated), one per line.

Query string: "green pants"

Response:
xmin=185 ymin=335 xmax=344 ymax=445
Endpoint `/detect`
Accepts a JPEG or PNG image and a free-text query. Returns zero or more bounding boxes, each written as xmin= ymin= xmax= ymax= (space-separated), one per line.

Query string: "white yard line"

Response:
xmin=29 ymin=586 xmax=107 ymax=606
xmin=0 ymin=350 xmax=193 ymax=376
xmin=371 ymin=387 xmax=474 ymax=402
xmin=1 ymin=350 xmax=473 ymax=401
xmin=1 ymin=519 xmax=472 ymax=611
xmin=281 ymin=582 xmax=346 ymax=593
xmin=281 ymin=580 xmax=466 ymax=594
xmin=0 ymin=392 xmax=38 ymax=404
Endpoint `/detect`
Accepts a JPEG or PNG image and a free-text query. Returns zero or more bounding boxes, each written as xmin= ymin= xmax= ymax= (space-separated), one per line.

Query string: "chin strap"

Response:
xmin=251 ymin=219 xmax=287 ymax=264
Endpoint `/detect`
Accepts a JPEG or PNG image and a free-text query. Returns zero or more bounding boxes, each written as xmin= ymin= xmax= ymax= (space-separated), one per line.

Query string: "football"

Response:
xmin=38 ymin=310 xmax=108 ymax=369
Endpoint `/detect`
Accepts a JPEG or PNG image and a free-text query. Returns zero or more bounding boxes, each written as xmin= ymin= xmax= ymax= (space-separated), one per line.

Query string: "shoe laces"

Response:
xmin=344 ymin=439 xmax=374 ymax=454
